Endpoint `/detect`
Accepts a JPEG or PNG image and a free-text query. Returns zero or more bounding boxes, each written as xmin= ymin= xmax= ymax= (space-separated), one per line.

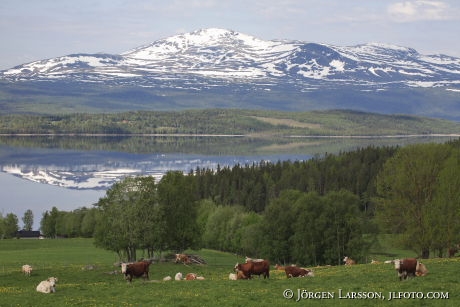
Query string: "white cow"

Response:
xmin=21 ymin=264 xmax=33 ymax=276
xmin=174 ymin=272 xmax=183 ymax=281
xmin=36 ymin=277 xmax=58 ymax=293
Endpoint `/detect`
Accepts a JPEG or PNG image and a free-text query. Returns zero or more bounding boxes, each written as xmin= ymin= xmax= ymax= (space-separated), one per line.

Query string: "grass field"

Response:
xmin=0 ymin=238 xmax=459 ymax=306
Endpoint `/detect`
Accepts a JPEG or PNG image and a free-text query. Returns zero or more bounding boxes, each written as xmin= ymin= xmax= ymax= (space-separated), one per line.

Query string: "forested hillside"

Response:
xmin=4 ymin=139 xmax=458 ymax=266
xmin=1 ymin=109 xmax=460 ymax=136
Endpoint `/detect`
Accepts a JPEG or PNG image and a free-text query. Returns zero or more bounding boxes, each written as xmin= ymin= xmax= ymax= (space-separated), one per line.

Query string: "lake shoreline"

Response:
xmin=1 ymin=133 xmax=460 ymax=138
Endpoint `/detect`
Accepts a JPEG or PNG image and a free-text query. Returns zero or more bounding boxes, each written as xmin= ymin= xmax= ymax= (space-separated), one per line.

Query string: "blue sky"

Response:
xmin=1 ymin=0 xmax=459 ymax=70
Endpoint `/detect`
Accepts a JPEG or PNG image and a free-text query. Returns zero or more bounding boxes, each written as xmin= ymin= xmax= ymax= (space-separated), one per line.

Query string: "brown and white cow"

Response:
xmin=284 ymin=266 xmax=314 ymax=278
xmin=235 ymin=259 xmax=270 ymax=279
xmin=121 ymin=260 xmax=152 ymax=283
xmin=343 ymin=256 xmax=356 ymax=265
xmin=185 ymin=273 xmax=197 ymax=280
xmin=175 ymin=254 xmax=191 ymax=264
xmin=393 ymin=258 xmax=428 ymax=280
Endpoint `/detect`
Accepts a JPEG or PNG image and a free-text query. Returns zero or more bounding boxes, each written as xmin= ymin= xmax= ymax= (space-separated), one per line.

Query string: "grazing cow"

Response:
xmin=21 ymin=264 xmax=32 ymax=276
xmin=235 ymin=259 xmax=270 ymax=279
xmin=121 ymin=260 xmax=152 ymax=283
xmin=284 ymin=266 xmax=314 ymax=278
xmin=393 ymin=258 xmax=427 ymax=280
xmin=343 ymin=256 xmax=356 ymax=265
xmin=229 ymin=273 xmax=237 ymax=280
xmin=36 ymin=277 xmax=58 ymax=294
xmin=175 ymin=272 xmax=183 ymax=280
xmin=175 ymin=254 xmax=191 ymax=264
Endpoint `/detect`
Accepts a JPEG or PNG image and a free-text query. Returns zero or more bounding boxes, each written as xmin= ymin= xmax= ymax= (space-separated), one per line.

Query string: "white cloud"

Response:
xmin=387 ymin=1 xmax=451 ymax=22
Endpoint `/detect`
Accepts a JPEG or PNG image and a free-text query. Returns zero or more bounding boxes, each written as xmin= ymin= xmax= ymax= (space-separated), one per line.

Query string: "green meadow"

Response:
xmin=0 ymin=238 xmax=459 ymax=307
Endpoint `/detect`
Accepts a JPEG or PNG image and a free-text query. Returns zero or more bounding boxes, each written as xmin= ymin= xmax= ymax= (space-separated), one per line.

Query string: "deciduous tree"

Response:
xmin=3 ymin=213 xmax=19 ymax=238
xmin=375 ymin=143 xmax=450 ymax=258
xmin=94 ymin=176 xmax=157 ymax=261
xmin=22 ymin=209 xmax=34 ymax=231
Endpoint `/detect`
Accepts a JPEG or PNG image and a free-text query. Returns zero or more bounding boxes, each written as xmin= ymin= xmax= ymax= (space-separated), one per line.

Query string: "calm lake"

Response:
xmin=0 ymin=135 xmax=456 ymax=229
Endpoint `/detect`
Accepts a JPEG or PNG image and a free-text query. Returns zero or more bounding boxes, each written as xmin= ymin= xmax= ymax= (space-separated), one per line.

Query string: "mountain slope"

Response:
xmin=1 ymin=28 xmax=460 ymax=119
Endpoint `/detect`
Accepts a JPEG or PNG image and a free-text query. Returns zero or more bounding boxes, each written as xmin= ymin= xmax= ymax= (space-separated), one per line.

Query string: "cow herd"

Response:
xmin=121 ymin=260 xmax=206 ymax=283
xmin=117 ymin=255 xmax=430 ymax=284
xmin=231 ymin=256 xmax=429 ymax=282
xmin=232 ymin=256 xmax=429 ymax=281
xmin=20 ymin=254 xmax=431 ymax=294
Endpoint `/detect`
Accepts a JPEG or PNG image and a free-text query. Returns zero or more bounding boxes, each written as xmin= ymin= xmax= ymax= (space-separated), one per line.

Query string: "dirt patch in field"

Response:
xmin=258 ymin=141 xmax=324 ymax=152
xmin=250 ymin=116 xmax=321 ymax=130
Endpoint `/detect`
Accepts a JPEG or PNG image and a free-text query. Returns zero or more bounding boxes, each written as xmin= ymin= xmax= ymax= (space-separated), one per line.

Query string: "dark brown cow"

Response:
xmin=234 ymin=259 xmax=270 ymax=279
xmin=284 ymin=266 xmax=314 ymax=278
xmin=121 ymin=260 xmax=152 ymax=283
xmin=393 ymin=258 xmax=428 ymax=280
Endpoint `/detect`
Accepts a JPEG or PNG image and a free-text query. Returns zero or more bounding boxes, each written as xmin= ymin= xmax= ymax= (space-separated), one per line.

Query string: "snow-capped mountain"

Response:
xmin=4 ymin=28 xmax=460 ymax=84
xmin=1 ymin=28 xmax=460 ymax=118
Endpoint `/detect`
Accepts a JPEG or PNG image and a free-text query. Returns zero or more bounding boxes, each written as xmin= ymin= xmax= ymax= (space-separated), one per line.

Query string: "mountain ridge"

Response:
xmin=1 ymin=28 xmax=460 ymax=119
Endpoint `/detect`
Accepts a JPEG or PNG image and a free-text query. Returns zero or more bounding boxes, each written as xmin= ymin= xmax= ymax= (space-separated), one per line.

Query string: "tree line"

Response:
xmin=1 ymin=109 xmax=459 ymax=136
xmin=3 ymin=140 xmax=460 ymax=265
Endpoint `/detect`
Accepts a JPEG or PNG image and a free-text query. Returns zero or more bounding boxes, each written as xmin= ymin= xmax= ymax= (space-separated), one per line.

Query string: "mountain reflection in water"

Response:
xmin=1 ymin=151 xmax=310 ymax=190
